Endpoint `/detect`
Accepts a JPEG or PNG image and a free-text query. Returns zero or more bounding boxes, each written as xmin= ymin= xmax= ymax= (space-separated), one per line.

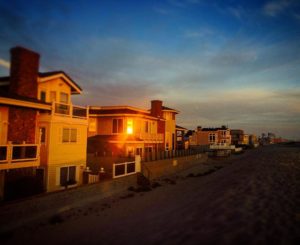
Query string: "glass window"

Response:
xmin=145 ymin=121 xmax=149 ymax=133
xmin=60 ymin=166 xmax=76 ymax=186
xmin=40 ymin=91 xmax=46 ymax=102
xmin=70 ymin=129 xmax=77 ymax=142
xmin=112 ymin=119 xmax=123 ymax=133
xmin=40 ymin=127 xmax=46 ymax=143
xmin=50 ymin=91 xmax=56 ymax=102
xmin=60 ymin=167 xmax=68 ymax=186
xmin=60 ymin=92 xmax=68 ymax=104
xmin=62 ymin=128 xmax=77 ymax=143
xmin=209 ymin=133 xmax=216 ymax=143
xmin=63 ymin=128 xmax=69 ymax=142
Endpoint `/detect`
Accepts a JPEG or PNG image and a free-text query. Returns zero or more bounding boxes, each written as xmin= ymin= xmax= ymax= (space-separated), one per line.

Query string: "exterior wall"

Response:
xmin=38 ymin=114 xmax=87 ymax=192
xmin=37 ymin=77 xmax=71 ymax=103
xmin=217 ymin=130 xmax=231 ymax=144
xmin=163 ymin=111 xmax=176 ymax=151
xmin=0 ymin=107 xmax=8 ymax=144
xmin=7 ymin=107 xmax=37 ymax=144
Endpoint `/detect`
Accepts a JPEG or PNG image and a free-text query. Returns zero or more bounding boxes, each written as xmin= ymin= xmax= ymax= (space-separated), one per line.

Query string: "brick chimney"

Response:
xmin=9 ymin=46 xmax=40 ymax=99
xmin=7 ymin=47 xmax=40 ymax=144
xmin=150 ymin=100 xmax=163 ymax=118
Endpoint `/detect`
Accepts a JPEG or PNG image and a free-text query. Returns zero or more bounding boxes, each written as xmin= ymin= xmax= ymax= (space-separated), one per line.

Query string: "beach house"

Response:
xmin=189 ymin=126 xmax=231 ymax=146
xmin=87 ymin=100 xmax=178 ymax=159
xmin=0 ymin=47 xmax=88 ymax=199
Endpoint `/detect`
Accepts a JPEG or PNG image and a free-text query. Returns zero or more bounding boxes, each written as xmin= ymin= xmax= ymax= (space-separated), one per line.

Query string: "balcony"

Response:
xmin=53 ymin=102 xmax=87 ymax=119
xmin=0 ymin=144 xmax=40 ymax=170
xmin=138 ymin=133 xmax=164 ymax=142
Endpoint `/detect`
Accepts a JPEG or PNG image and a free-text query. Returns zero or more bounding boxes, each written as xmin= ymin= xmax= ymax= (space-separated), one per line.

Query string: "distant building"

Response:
xmin=230 ymin=129 xmax=244 ymax=146
xmin=189 ymin=125 xmax=231 ymax=146
xmin=0 ymin=47 xmax=88 ymax=200
xmin=176 ymin=125 xmax=188 ymax=150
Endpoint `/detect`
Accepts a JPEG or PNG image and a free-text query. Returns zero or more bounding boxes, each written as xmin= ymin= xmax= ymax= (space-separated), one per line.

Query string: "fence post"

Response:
xmin=112 ymin=163 xmax=115 ymax=178
xmin=135 ymin=155 xmax=141 ymax=172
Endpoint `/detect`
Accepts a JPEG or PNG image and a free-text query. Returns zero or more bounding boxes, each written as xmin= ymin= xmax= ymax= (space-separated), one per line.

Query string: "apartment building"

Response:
xmin=0 ymin=47 xmax=88 ymax=199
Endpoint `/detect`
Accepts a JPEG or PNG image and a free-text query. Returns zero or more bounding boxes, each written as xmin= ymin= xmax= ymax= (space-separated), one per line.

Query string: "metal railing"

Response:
xmin=0 ymin=143 xmax=39 ymax=164
xmin=112 ymin=161 xmax=136 ymax=178
xmin=53 ymin=102 xmax=87 ymax=119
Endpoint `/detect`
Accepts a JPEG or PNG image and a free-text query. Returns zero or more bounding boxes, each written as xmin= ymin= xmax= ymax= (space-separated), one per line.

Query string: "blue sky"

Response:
xmin=0 ymin=0 xmax=299 ymax=139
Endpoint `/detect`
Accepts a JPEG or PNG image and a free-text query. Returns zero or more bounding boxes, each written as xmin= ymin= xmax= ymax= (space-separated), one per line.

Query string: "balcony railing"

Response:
xmin=138 ymin=133 xmax=164 ymax=141
xmin=0 ymin=144 xmax=39 ymax=166
xmin=53 ymin=102 xmax=87 ymax=119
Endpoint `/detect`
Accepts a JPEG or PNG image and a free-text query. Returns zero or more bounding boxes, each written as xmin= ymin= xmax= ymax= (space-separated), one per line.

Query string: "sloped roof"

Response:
xmin=38 ymin=71 xmax=82 ymax=94
xmin=0 ymin=71 xmax=82 ymax=94
xmin=162 ymin=106 xmax=179 ymax=113
xmin=176 ymin=125 xmax=187 ymax=130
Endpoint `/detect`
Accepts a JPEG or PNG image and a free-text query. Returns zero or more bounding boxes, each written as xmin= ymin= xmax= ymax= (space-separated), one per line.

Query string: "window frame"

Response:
xmin=62 ymin=128 xmax=78 ymax=143
xmin=60 ymin=166 xmax=76 ymax=186
xmin=112 ymin=118 xmax=123 ymax=134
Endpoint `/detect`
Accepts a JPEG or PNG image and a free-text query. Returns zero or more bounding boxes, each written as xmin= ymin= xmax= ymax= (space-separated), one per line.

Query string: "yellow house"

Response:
xmin=37 ymin=71 xmax=88 ymax=192
xmin=0 ymin=47 xmax=87 ymax=199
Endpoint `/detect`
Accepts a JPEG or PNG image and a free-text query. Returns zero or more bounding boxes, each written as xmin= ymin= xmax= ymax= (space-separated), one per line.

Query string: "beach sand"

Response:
xmin=1 ymin=144 xmax=299 ymax=244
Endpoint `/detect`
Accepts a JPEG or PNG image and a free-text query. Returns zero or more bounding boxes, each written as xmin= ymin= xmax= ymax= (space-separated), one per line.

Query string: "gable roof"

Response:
xmin=0 ymin=71 xmax=82 ymax=94
xmin=38 ymin=71 xmax=82 ymax=94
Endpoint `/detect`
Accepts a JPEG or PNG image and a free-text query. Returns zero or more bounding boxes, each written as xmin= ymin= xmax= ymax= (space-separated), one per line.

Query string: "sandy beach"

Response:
xmin=1 ymin=144 xmax=299 ymax=244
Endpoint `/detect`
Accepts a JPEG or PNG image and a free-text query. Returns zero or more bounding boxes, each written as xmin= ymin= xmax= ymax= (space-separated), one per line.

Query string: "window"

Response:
xmin=60 ymin=92 xmax=68 ymax=104
xmin=40 ymin=91 xmax=46 ymax=102
xmin=209 ymin=133 xmax=216 ymax=143
xmin=60 ymin=166 xmax=76 ymax=186
xmin=62 ymin=128 xmax=77 ymax=143
xmin=40 ymin=127 xmax=46 ymax=144
xmin=112 ymin=119 xmax=123 ymax=133
xmin=70 ymin=129 xmax=77 ymax=142
xmin=145 ymin=121 xmax=149 ymax=133
xmin=221 ymin=131 xmax=226 ymax=137
xmin=50 ymin=91 xmax=56 ymax=102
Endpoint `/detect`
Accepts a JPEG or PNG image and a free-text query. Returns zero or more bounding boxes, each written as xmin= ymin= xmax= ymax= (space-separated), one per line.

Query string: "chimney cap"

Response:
xmin=10 ymin=46 xmax=40 ymax=58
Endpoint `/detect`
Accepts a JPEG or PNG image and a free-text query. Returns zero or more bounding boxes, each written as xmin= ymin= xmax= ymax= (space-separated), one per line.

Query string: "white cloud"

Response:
xmin=0 ymin=58 xmax=10 ymax=69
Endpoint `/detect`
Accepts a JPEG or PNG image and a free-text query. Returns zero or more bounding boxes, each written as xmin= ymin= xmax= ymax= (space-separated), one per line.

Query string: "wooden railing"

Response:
xmin=0 ymin=143 xmax=39 ymax=164
xmin=53 ymin=102 xmax=87 ymax=119
xmin=137 ymin=133 xmax=164 ymax=141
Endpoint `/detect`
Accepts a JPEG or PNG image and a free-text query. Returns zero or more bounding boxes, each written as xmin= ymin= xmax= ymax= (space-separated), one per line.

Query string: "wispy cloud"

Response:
xmin=184 ymin=28 xmax=214 ymax=38
xmin=153 ymin=7 xmax=171 ymax=15
xmin=0 ymin=58 xmax=10 ymax=69
xmin=263 ymin=0 xmax=292 ymax=17
xmin=227 ymin=6 xmax=246 ymax=20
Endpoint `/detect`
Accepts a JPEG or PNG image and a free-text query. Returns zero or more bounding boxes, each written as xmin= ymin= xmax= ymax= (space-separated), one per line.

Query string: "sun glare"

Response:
xmin=127 ymin=119 xmax=133 ymax=134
